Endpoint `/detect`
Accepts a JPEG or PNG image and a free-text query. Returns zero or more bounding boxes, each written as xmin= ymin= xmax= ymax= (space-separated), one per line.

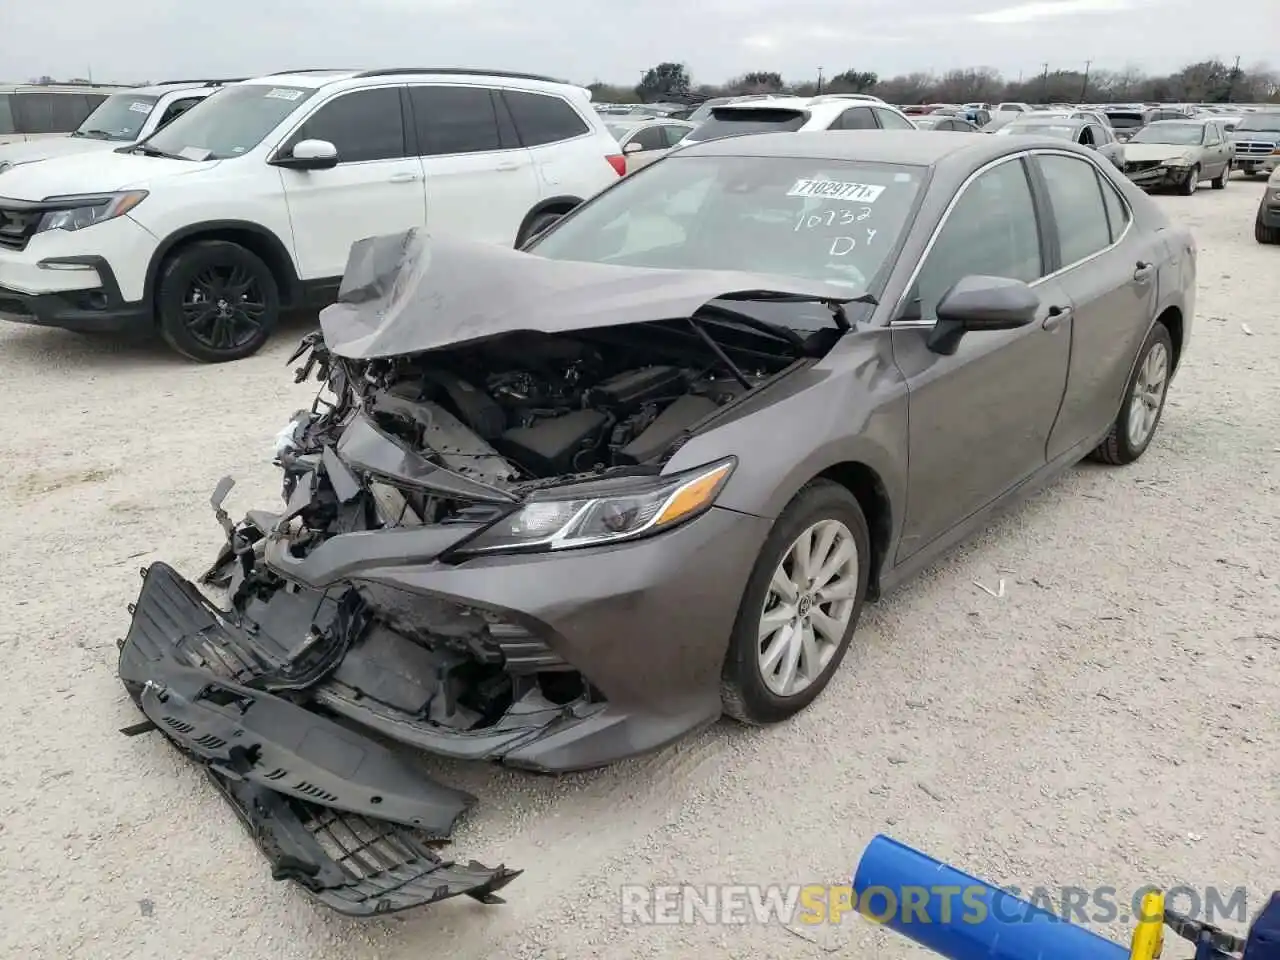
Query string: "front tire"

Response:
xmin=156 ymin=240 xmax=280 ymax=363
xmin=1178 ymin=165 xmax=1200 ymax=195
xmin=1089 ymin=322 xmax=1173 ymax=465
xmin=1257 ymin=209 xmax=1280 ymax=244
xmin=721 ymin=480 xmax=870 ymax=725
xmin=1211 ymin=162 xmax=1229 ymax=189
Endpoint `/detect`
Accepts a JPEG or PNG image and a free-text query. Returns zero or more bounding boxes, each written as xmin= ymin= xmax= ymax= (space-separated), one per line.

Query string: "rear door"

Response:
xmin=409 ymin=84 xmax=539 ymax=247
xmin=829 ymin=106 xmax=878 ymax=130
xmin=500 ymin=88 xmax=601 ymax=205
xmin=277 ymin=85 xmax=427 ymax=282
xmin=1032 ymin=152 xmax=1159 ymax=460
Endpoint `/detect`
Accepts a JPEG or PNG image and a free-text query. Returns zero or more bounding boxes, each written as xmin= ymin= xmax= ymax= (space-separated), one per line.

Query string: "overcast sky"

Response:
xmin=5 ymin=0 xmax=1275 ymax=86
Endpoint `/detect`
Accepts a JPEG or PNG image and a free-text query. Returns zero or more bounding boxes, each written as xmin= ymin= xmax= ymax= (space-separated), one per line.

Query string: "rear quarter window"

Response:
xmin=502 ymin=90 xmax=590 ymax=147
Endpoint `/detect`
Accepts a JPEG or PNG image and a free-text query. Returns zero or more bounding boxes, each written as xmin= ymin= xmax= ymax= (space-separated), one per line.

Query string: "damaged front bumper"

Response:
xmin=118 ymin=561 xmax=519 ymax=917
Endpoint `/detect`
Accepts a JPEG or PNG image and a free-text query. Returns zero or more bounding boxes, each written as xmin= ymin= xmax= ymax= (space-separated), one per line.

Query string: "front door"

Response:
xmin=277 ymin=86 xmax=427 ymax=283
xmin=891 ymin=155 xmax=1072 ymax=561
xmin=408 ymin=84 xmax=541 ymax=247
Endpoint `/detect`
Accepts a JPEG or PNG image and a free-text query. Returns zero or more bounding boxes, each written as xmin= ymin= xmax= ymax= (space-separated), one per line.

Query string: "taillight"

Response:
xmin=606 ymin=153 xmax=626 ymax=176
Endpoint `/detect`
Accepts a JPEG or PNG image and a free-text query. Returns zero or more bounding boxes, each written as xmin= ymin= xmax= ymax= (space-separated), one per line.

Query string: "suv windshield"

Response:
xmin=73 ymin=93 xmax=160 ymax=141
xmin=683 ymin=108 xmax=808 ymax=144
xmin=142 ymin=84 xmax=315 ymax=160
xmin=1235 ymin=113 xmax=1280 ymax=136
xmin=1129 ymin=122 xmax=1204 ymax=145
xmin=527 ymin=154 xmax=925 ymax=303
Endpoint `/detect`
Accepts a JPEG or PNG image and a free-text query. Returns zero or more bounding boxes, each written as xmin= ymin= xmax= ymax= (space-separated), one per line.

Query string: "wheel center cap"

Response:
xmin=797 ymin=595 xmax=813 ymax=618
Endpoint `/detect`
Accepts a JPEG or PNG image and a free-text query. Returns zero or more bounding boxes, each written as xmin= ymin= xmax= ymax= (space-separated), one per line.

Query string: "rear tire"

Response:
xmin=720 ymin=480 xmax=869 ymax=725
xmin=1089 ymin=322 xmax=1173 ymax=466
xmin=156 ymin=241 xmax=279 ymax=363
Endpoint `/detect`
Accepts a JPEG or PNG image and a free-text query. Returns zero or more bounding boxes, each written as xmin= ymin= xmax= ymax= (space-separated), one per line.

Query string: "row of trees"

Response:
xmin=593 ymin=59 xmax=1280 ymax=106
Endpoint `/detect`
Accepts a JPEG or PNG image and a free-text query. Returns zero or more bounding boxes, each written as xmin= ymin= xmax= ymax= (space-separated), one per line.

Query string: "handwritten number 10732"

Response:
xmin=794 ymin=207 xmax=873 ymax=232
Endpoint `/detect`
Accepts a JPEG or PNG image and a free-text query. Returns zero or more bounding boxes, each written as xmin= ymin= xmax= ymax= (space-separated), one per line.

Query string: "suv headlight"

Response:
xmin=35 ymin=190 xmax=148 ymax=234
xmin=454 ymin=458 xmax=735 ymax=556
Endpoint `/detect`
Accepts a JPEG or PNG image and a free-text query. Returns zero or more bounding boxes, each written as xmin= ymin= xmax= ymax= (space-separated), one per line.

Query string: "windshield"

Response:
xmin=527 ymin=154 xmax=925 ymax=305
xmin=1003 ymin=123 xmax=1076 ymax=139
xmin=1105 ymin=113 xmax=1144 ymax=129
xmin=1129 ymin=123 xmax=1204 ymax=145
xmin=142 ymin=84 xmax=315 ymax=160
xmin=73 ymin=93 xmax=160 ymax=141
xmin=1236 ymin=114 xmax=1280 ymax=136
xmin=683 ymin=108 xmax=808 ymax=144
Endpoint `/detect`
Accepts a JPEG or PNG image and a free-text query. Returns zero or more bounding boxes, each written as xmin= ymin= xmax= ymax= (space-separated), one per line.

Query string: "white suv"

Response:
xmin=0 ymin=80 xmax=241 ymax=173
xmin=0 ymin=68 xmax=625 ymax=361
xmin=679 ymin=95 xmax=916 ymax=145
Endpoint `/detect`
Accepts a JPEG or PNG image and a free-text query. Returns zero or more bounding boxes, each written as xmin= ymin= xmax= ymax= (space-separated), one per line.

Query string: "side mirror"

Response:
xmin=272 ymin=138 xmax=339 ymax=170
xmin=927 ymin=276 xmax=1041 ymax=356
xmin=623 ymin=141 xmax=644 ymax=154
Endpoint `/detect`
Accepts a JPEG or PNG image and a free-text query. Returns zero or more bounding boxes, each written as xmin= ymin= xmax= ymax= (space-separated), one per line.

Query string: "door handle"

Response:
xmin=1133 ymin=261 xmax=1154 ymax=283
xmin=1043 ymin=305 xmax=1071 ymax=331
xmin=495 ymin=161 xmax=520 ymax=171
xmin=387 ymin=172 xmax=422 ymax=183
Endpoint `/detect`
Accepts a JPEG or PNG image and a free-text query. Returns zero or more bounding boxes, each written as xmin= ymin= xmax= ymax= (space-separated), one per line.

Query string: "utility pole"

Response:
xmin=1080 ymin=60 xmax=1091 ymax=101
xmin=1040 ymin=63 xmax=1049 ymax=102
xmin=817 ymin=66 xmax=824 ymax=94
xmin=1224 ymin=54 xmax=1241 ymax=103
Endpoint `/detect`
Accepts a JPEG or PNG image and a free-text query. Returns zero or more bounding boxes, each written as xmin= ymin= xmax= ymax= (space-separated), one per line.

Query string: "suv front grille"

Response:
xmin=1233 ymin=140 xmax=1277 ymax=157
xmin=0 ymin=204 xmax=42 ymax=252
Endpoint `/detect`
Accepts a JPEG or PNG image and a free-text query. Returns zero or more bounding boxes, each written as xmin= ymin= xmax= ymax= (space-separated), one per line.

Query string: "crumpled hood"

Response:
xmin=320 ymin=228 xmax=862 ymax=360
xmin=1123 ymin=143 xmax=1198 ymax=163
xmin=0 ymin=136 xmax=119 ymax=168
xmin=0 ymin=148 xmax=215 ymax=199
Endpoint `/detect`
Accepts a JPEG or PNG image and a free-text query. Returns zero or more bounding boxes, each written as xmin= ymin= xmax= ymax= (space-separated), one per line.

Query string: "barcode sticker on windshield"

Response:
xmin=787 ymin=179 xmax=885 ymax=203
xmin=264 ymin=88 xmax=303 ymax=101
xmin=129 ymin=101 xmax=152 ymax=113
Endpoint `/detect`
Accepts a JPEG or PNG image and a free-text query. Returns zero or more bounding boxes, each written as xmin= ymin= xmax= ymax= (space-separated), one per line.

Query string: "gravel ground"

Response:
xmin=1 ymin=178 xmax=1276 ymax=960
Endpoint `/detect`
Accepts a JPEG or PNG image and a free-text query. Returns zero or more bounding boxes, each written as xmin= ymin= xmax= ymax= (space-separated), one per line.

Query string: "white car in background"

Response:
xmin=605 ymin=118 xmax=695 ymax=171
xmin=0 ymin=67 xmax=624 ymax=362
xmin=0 ymin=80 xmax=239 ymax=173
xmin=678 ymin=95 xmax=916 ymax=146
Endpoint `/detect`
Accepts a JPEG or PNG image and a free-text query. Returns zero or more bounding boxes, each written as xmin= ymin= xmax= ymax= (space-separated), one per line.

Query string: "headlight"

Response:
xmin=1163 ymin=155 xmax=1194 ymax=167
xmin=455 ymin=458 xmax=736 ymax=556
xmin=35 ymin=190 xmax=147 ymax=234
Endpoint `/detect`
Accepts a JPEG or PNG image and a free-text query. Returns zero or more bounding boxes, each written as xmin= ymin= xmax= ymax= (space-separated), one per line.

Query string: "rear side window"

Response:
xmin=1036 ymin=154 xmax=1113 ymax=265
xmin=834 ymin=107 xmax=877 ymax=130
xmin=502 ymin=90 xmax=589 ymax=146
xmin=875 ymin=108 xmax=915 ymax=130
xmin=1097 ymin=173 xmax=1131 ymax=244
xmin=686 ymin=108 xmax=807 ymax=142
xmin=410 ymin=85 xmax=503 ymax=155
xmin=289 ymin=87 xmax=406 ymax=163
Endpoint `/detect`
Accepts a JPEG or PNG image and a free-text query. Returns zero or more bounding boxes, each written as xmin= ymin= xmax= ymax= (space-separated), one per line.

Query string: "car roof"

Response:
xmin=679 ymin=129 xmax=1052 ymax=168
xmin=244 ymin=67 xmax=587 ymax=95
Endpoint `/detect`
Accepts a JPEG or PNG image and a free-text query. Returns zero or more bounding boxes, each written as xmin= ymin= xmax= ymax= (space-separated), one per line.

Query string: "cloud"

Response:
xmin=971 ymin=0 xmax=1137 ymax=23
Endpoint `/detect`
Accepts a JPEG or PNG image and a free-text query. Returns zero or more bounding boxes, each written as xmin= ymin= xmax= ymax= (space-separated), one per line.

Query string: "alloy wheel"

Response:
xmin=182 ymin=263 xmax=268 ymax=352
xmin=756 ymin=518 xmax=859 ymax=698
xmin=1126 ymin=341 xmax=1169 ymax=449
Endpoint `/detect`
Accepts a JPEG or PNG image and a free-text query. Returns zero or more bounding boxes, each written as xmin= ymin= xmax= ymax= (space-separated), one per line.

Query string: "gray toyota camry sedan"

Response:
xmin=117 ymin=131 xmax=1195 ymax=916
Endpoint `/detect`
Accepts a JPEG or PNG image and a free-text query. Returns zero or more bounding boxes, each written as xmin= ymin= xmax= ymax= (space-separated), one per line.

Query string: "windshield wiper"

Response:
xmin=74 ymin=129 xmax=115 ymax=140
xmin=131 ymin=143 xmax=188 ymax=160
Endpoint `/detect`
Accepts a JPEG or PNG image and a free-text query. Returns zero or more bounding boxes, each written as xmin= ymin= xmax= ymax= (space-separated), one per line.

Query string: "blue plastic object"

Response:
xmin=851 ymin=835 xmax=1129 ymax=960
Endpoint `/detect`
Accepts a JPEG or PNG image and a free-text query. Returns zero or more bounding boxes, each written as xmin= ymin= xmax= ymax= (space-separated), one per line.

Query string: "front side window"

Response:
xmin=502 ymin=90 xmax=589 ymax=146
xmin=286 ymin=87 xmax=406 ymax=163
xmin=1036 ymin=154 xmax=1112 ymax=265
xmin=74 ymin=93 xmax=161 ymax=141
xmin=410 ymin=85 xmax=503 ymax=155
xmin=145 ymin=83 xmax=317 ymax=160
xmin=529 ymin=154 xmax=926 ymax=307
xmin=876 ymin=108 xmax=915 ymax=130
xmin=629 ymin=126 xmax=667 ymax=151
xmin=913 ymin=158 xmax=1043 ymax=320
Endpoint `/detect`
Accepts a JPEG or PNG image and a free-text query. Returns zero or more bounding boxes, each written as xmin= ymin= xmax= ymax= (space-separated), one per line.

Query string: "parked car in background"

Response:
xmin=1230 ymin=111 xmax=1280 ymax=178
xmin=605 ymin=118 xmax=695 ymax=170
xmin=1256 ymin=164 xmax=1280 ymax=244
xmin=1103 ymin=108 xmax=1147 ymax=141
xmin=996 ymin=117 xmax=1125 ymax=167
xmin=986 ymin=102 xmax=1034 ymax=129
xmin=914 ymin=115 xmax=982 ymax=132
xmin=1144 ymin=106 xmax=1193 ymax=125
xmin=678 ymin=96 xmax=915 ymax=146
xmin=0 ymin=79 xmax=242 ymax=173
xmin=1120 ymin=119 xmax=1233 ymax=194
xmin=0 ymin=82 xmax=127 ymax=145
xmin=680 ymin=95 xmax=770 ymax=124
xmin=0 ymin=67 xmax=625 ymax=362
